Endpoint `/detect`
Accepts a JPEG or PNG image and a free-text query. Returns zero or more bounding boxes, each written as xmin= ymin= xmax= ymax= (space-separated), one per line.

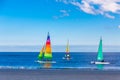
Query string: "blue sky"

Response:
xmin=0 ymin=0 xmax=120 ymax=46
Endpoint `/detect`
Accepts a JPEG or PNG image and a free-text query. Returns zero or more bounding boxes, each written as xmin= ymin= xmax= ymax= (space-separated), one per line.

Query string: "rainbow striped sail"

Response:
xmin=44 ymin=32 xmax=52 ymax=60
xmin=38 ymin=32 xmax=52 ymax=61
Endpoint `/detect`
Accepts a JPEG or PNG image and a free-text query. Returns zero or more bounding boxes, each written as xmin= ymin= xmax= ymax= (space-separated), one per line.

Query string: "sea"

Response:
xmin=0 ymin=52 xmax=120 ymax=70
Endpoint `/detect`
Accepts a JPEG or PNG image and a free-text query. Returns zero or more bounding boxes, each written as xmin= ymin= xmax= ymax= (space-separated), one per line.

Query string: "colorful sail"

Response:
xmin=65 ymin=40 xmax=70 ymax=59
xmin=97 ymin=38 xmax=103 ymax=61
xmin=44 ymin=32 xmax=52 ymax=60
xmin=38 ymin=45 xmax=45 ymax=60
xmin=66 ymin=40 xmax=69 ymax=54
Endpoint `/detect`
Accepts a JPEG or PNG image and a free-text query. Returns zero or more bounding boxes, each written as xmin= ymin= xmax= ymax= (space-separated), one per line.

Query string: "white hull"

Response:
xmin=35 ymin=60 xmax=56 ymax=63
xmin=91 ymin=61 xmax=110 ymax=64
xmin=62 ymin=57 xmax=71 ymax=60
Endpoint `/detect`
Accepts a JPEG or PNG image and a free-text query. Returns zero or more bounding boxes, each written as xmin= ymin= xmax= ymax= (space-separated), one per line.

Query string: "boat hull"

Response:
xmin=62 ymin=57 xmax=71 ymax=60
xmin=91 ymin=61 xmax=110 ymax=64
xmin=35 ymin=60 xmax=56 ymax=63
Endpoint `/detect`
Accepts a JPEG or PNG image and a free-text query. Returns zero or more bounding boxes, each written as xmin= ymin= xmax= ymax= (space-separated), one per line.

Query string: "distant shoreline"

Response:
xmin=1 ymin=45 xmax=120 ymax=52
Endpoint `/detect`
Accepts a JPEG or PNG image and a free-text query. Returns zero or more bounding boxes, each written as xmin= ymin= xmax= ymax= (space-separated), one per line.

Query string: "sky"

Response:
xmin=0 ymin=0 xmax=120 ymax=47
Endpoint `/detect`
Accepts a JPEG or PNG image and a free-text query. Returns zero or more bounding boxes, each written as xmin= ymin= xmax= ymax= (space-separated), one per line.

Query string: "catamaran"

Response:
xmin=91 ymin=37 xmax=110 ymax=64
xmin=37 ymin=32 xmax=56 ymax=63
xmin=63 ymin=40 xmax=71 ymax=60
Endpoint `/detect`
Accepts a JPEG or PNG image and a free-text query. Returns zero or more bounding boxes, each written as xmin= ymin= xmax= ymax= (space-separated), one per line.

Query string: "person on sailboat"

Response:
xmin=101 ymin=60 xmax=104 ymax=62
xmin=65 ymin=54 xmax=70 ymax=60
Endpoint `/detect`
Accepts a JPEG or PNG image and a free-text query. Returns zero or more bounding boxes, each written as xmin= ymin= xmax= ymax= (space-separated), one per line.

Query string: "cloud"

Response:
xmin=104 ymin=13 xmax=115 ymax=19
xmin=53 ymin=10 xmax=70 ymax=19
xmin=60 ymin=10 xmax=69 ymax=17
xmin=56 ymin=0 xmax=120 ymax=19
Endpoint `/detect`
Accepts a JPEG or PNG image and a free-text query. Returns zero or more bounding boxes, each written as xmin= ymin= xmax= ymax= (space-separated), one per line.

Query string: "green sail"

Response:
xmin=38 ymin=52 xmax=44 ymax=60
xmin=38 ymin=45 xmax=45 ymax=60
xmin=97 ymin=38 xmax=103 ymax=61
xmin=44 ymin=53 xmax=52 ymax=60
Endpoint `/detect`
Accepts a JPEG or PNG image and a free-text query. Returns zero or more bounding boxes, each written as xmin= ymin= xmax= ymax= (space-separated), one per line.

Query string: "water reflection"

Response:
xmin=97 ymin=64 xmax=104 ymax=70
xmin=43 ymin=62 xmax=51 ymax=68
xmin=38 ymin=61 xmax=52 ymax=69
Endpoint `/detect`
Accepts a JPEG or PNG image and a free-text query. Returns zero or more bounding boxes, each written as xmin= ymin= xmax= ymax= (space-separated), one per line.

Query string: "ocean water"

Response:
xmin=0 ymin=52 xmax=120 ymax=70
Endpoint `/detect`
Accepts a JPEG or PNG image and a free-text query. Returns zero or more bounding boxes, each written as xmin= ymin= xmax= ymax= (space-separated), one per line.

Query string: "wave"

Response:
xmin=0 ymin=66 xmax=120 ymax=71
xmin=0 ymin=66 xmax=38 ymax=69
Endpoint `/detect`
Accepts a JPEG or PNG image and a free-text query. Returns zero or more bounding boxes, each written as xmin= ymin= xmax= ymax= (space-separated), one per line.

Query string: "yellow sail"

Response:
xmin=64 ymin=40 xmax=70 ymax=60
xmin=66 ymin=40 xmax=69 ymax=53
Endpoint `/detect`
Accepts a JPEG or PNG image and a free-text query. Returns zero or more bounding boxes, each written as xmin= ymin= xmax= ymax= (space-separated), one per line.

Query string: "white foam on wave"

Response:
xmin=0 ymin=66 xmax=39 ymax=70
xmin=0 ymin=66 xmax=120 ymax=71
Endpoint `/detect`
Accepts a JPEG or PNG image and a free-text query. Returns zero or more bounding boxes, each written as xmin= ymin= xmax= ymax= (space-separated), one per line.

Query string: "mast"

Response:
xmin=97 ymin=37 xmax=103 ymax=61
xmin=44 ymin=32 xmax=52 ymax=60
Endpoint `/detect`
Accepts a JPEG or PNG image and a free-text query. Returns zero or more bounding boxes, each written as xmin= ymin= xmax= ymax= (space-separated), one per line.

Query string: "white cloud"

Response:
xmin=60 ymin=10 xmax=69 ymax=17
xmin=104 ymin=13 xmax=115 ymax=19
xmin=53 ymin=10 xmax=70 ymax=19
xmin=56 ymin=0 xmax=120 ymax=19
xmin=71 ymin=1 xmax=96 ymax=14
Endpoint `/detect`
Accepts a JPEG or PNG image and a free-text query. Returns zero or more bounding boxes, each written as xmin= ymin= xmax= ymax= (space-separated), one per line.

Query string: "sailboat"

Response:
xmin=37 ymin=32 xmax=56 ymax=63
xmin=63 ymin=40 xmax=71 ymax=60
xmin=91 ymin=37 xmax=110 ymax=64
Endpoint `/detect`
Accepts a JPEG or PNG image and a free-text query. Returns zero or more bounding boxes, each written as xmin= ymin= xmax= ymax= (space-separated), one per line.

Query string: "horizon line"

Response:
xmin=0 ymin=45 xmax=120 ymax=46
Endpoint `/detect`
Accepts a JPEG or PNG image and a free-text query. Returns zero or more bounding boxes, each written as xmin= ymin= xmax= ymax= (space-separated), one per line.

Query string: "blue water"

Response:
xmin=0 ymin=52 xmax=120 ymax=70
